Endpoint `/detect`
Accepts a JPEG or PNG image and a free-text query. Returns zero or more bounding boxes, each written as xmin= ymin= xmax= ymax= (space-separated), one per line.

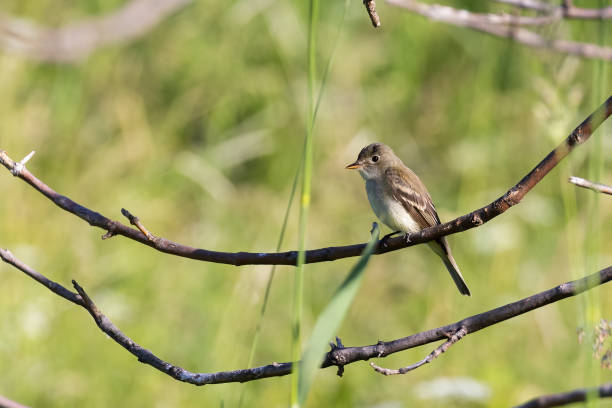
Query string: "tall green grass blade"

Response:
xmin=288 ymin=0 xmax=352 ymax=405
xmin=248 ymin=161 xmax=302 ymax=366
xmin=238 ymin=156 xmax=303 ymax=408
xmin=231 ymin=3 xmax=344 ymax=388
xmin=311 ymin=0 xmax=351 ymax=127
xmin=290 ymin=0 xmax=319 ymax=406
xmin=297 ymin=224 xmax=380 ymax=406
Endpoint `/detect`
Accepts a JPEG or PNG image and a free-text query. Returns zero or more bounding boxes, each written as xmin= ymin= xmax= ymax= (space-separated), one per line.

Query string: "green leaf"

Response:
xmin=297 ymin=223 xmax=380 ymax=405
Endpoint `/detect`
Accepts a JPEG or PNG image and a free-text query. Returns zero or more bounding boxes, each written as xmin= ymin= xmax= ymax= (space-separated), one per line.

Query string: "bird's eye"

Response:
xmin=371 ymin=155 xmax=379 ymax=162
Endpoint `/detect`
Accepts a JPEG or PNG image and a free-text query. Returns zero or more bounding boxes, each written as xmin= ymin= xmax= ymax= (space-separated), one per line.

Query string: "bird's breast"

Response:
xmin=365 ymin=180 xmax=421 ymax=233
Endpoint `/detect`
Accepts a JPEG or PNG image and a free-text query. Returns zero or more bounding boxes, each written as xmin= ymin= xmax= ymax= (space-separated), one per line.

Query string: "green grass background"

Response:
xmin=0 ymin=0 xmax=611 ymax=406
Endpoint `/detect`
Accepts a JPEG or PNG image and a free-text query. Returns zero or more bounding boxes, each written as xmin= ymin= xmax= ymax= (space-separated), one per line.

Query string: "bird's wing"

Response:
xmin=384 ymin=167 xmax=441 ymax=229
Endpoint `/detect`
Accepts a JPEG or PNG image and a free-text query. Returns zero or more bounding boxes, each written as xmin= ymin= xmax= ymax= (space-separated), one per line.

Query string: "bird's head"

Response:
xmin=345 ymin=142 xmax=398 ymax=180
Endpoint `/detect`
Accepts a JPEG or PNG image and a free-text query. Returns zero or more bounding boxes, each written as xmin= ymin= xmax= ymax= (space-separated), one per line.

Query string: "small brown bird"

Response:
xmin=346 ymin=142 xmax=470 ymax=296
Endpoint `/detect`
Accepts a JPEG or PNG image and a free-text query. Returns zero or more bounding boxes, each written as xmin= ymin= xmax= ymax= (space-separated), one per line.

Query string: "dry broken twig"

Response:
xmin=569 ymin=176 xmax=612 ymax=196
xmin=514 ymin=382 xmax=612 ymax=408
xmin=363 ymin=0 xmax=382 ymax=27
xmin=1 ymin=247 xmax=611 ymax=384
xmin=387 ymin=0 xmax=612 ymax=60
xmin=119 ymin=208 xmax=157 ymax=241
xmin=1 ymin=96 xmax=610 ymax=266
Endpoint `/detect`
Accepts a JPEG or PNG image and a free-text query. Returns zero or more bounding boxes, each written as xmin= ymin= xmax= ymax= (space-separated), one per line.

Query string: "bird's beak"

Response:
xmin=345 ymin=160 xmax=361 ymax=170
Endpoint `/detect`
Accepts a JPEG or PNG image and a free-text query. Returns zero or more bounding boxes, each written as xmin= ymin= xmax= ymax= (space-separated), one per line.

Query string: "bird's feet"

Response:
xmin=379 ymin=230 xmax=402 ymax=248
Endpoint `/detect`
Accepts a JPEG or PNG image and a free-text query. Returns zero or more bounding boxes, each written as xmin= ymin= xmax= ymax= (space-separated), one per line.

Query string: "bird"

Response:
xmin=346 ymin=142 xmax=470 ymax=296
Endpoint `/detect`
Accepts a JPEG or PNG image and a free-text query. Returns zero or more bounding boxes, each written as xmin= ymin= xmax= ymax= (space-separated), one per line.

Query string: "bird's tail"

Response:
xmin=428 ymin=239 xmax=471 ymax=296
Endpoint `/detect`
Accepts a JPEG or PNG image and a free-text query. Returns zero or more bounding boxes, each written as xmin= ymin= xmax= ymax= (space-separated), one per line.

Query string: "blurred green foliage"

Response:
xmin=0 ymin=0 xmax=611 ymax=407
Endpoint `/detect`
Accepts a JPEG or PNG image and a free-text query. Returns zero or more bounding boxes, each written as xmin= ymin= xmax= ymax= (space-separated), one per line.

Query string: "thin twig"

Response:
xmin=569 ymin=176 xmax=612 ymax=196
xmin=387 ymin=0 xmax=612 ymax=60
xmin=120 ymin=208 xmax=157 ymax=241
xmin=370 ymin=327 xmax=467 ymax=375
xmin=2 ymin=247 xmax=611 ymax=384
xmin=514 ymin=382 xmax=612 ymax=408
xmin=1 ymin=97 xmax=610 ymax=266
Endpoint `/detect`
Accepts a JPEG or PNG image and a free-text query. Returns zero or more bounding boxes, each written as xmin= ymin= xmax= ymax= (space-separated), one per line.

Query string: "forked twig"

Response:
xmin=370 ymin=327 xmax=467 ymax=375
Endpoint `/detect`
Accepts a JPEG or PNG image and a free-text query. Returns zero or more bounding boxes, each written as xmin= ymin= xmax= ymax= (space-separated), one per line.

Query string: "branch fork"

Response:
xmin=370 ymin=327 xmax=467 ymax=375
xmin=328 ymin=337 xmax=347 ymax=377
xmin=6 ymin=150 xmax=35 ymax=177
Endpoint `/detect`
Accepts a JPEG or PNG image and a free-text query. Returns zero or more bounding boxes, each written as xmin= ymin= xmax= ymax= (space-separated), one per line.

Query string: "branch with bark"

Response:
xmin=2 ymin=247 xmax=611 ymax=385
xmin=1 ymin=96 xmax=610 ymax=267
xmin=387 ymin=0 xmax=612 ymax=60
xmin=515 ymin=382 xmax=612 ymax=408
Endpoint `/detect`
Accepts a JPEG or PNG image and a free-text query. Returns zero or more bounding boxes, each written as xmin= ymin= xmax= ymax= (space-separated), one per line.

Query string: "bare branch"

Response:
xmin=390 ymin=0 xmax=612 ymax=25
xmin=0 ymin=248 xmax=292 ymax=385
xmin=569 ymin=176 xmax=612 ymax=196
xmin=2 ymin=247 xmax=611 ymax=384
xmin=493 ymin=0 xmax=553 ymax=13
xmin=387 ymin=0 xmax=612 ymax=60
xmin=495 ymin=0 xmax=612 ymax=19
xmin=392 ymin=1 xmax=564 ymax=26
xmin=563 ymin=4 xmax=612 ymax=20
xmin=0 ymin=0 xmax=191 ymax=62
xmin=1 ymin=97 xmax=610 ymax=266
xmin=515 ymin=382 xmax=612 ymax=408
xmin=319 ymin=266 xmax=612 ymax=374
xmin=0 ymin=249 xmax=83 ymax=305
xmin=0 ymin=395 xmax=30 ymax=408
xmin=370 ymin=327 xmax=466 ymax=375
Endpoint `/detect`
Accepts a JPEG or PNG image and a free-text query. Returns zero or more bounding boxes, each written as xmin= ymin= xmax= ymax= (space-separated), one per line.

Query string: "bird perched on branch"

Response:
xmin=346 ymin=142 xmax=470 ymax=296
